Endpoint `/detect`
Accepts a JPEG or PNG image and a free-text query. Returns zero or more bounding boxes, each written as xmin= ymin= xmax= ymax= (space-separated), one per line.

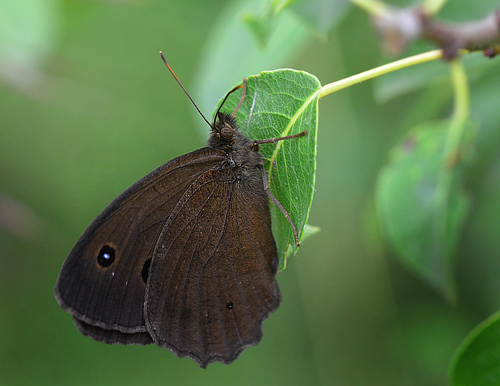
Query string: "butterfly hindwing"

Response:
xmin=73 ymin=318 xmax=153 ymax=345
xmin=144 ymin=164 xmax=281 ymax=367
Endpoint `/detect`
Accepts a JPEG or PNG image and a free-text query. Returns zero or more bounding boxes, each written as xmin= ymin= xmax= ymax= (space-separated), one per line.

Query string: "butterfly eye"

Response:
xmin=97 ymin=245 xmax=116 ymax=267
xmin=220 ymin=125 xmax=233 ymax=140
xmin=226 ymin=302 xmax=234 ymax=310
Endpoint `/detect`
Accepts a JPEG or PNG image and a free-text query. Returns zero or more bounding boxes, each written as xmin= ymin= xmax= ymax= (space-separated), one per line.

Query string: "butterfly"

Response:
xmin=54 ymin=53 xmax=306 ymax=368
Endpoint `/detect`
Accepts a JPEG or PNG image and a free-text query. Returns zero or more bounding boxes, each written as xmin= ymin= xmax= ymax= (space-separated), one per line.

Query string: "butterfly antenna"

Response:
xmin=159 ymin=51 xmax=212 ymax=128
xmin=213 ymin=81 xmax=246 ymax=127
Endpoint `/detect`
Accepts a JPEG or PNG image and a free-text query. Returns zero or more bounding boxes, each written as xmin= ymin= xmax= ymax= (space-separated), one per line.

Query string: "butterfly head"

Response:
xmin=208 ymin=112 xmax=239 ymax=149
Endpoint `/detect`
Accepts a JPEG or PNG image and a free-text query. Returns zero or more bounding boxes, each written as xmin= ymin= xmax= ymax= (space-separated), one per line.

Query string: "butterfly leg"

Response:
xmin=231 ymin=78 xmax=247 ymax=117
xmin=258 ymin=164 xmax=300 ymax=247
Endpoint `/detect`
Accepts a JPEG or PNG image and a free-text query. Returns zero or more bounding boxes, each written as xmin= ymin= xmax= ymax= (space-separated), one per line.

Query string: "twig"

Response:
xmin=368 ymin=4 xmax=500 ymax=59
xmin=421 ymin=10 xmax=500 ymax=59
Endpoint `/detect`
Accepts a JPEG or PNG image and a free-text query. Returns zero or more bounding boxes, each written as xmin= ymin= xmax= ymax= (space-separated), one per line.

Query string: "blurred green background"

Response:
xmin=2 ymin=0 xmax=500 ymax=385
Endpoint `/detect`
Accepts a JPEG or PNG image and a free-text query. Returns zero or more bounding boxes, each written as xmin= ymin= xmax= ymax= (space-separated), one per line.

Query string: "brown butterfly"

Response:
xmin=54 ymin=53 xmax=306 ymax=368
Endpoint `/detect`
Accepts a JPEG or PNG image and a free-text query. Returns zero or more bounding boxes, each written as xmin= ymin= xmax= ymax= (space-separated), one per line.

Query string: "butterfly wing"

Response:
xmin=54 ymin=148 xmax=227 ymax=342
xmin=144 ymin=165 xmax=281 ymax=367
xmin=73 ymin=318 xmax=153 ymax=345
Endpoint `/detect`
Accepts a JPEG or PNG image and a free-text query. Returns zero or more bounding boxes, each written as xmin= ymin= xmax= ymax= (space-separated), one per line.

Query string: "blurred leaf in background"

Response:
xmin=376 ymin=120 xmax=474 ymax=302
xmin=0 ymin=0 xmax=62 ymax=92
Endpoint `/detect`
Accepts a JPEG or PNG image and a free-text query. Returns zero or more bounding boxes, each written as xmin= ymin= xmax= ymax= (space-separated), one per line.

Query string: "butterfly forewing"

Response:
xmin=145 ymin=165 xmax=281 ymax=367
xmin=54 ymin=148 xmax=227 ymax=337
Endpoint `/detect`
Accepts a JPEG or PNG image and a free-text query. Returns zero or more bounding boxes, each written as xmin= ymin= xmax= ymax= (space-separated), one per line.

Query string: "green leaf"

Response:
xmin=376 ymin=120 xmax=474 ymax=301
xmin=290 ymin=0 xmax=351 ymax=36
xmin=450 ymin=311 xmax=500 ymax=385
xmin=241 ymin=0 xmax=352 ymax=48
xmin=241 ymin=10 xmax=275 ymax=50
xmin=218 ymin=69 xmax=321 ymax=270
xmin=241 ymin=0 xmax=293 ymax=49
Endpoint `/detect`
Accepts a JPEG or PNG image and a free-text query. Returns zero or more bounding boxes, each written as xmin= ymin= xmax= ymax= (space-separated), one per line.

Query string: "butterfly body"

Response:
xmin=55 ymin=112 xmax=281 ymax=368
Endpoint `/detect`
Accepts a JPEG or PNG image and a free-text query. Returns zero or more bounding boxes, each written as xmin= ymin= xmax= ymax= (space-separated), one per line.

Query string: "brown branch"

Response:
xmin=421 ymin=10 xmax=500 ymax=59
xmin=372 ymin=7 xmax=500 ymax=59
